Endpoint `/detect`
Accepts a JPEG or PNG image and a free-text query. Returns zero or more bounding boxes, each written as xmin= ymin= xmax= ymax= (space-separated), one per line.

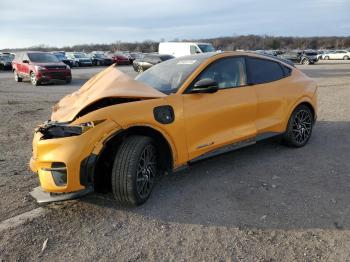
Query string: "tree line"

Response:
xmin=2 ymin=35 xmax=350 ymax=53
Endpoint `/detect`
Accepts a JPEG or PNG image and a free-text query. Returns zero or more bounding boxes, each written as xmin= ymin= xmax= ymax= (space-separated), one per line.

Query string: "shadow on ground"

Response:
xmin=81 ymin=120 xmax=350 ymax=230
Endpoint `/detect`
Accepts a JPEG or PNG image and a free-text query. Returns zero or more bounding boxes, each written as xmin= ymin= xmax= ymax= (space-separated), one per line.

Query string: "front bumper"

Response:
xmin=30 ymin=186 xmax=93 ymax=204
xmin=78 ymin=60 xmax=92 ymax=66
xmin=37 ymin=70 xmax=72 ymax=83
xmin=30 ymin=120 xmax=120 ymax=199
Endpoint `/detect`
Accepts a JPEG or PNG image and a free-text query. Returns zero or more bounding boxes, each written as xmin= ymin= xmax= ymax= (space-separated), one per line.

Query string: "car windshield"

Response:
xmin=94 ymin=54 xmax=106 ymax=58
xmin=136 ymin=56 xmax=203 ymax=94
xmin=73 ymin=54 xmax=87 ymax=58
xmin=198 ymin=44 xmax=215 ymax=53
xmin=305 ymin=52 xmax=317 ymax=56
xmin=0 ymin=55 xmax=12 ymax=62
xmin=53 ymin=53 xmax=66 ymax=60
xmin=28 ymin=53 xmax=60 ymax=63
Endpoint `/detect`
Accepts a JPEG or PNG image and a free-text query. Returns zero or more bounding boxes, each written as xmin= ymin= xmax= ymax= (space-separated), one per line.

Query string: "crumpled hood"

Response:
xmin=51 ymin=65 xmax=166 ymax=122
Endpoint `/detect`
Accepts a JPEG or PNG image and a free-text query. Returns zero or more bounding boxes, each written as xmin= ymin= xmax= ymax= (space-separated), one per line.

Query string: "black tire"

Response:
xmin=66 ymin=78 xmax=72 ymax=84
xmin=343 ymin=56 xmax=349 ymax=60
xmin=112 ymin=136 xmax=158 ymax=205
xmin=30 ymin=72 xmax=40 ymax=86
xmin=14 ymin=70 xmax=22 ymax=82
xmin=324 ymin=56 xmax=330 ymax=60
xmin=283 ymin=105 xmax=314 ymax=147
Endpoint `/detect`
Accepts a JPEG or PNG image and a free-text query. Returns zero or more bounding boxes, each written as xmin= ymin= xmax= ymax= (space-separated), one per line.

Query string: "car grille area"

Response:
xmin=41 ymin=71 xmax=68 ymax=80
xmin=45 ymin=65 xmax=67 ymax=69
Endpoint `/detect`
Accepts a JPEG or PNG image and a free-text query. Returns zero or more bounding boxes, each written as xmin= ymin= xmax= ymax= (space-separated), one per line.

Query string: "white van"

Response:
xmin=158 ymin=42 xmax=216 ymax=57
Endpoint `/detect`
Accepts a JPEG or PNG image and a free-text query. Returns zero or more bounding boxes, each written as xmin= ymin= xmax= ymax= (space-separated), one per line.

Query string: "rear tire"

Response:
xmin=283 ymin=105 xmax=314 ymax=147
xmin=324 ymin=56 xmax=330 ymax=60
xmin=14 ymin=70 xmax=22 ymax=82
xmin=111 ymin=136 xmax=158 ymax=206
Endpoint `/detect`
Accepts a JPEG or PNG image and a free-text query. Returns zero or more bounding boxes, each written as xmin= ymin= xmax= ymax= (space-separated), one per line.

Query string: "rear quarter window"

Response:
xmin=246 ymin=57 xmax=285 ymax=84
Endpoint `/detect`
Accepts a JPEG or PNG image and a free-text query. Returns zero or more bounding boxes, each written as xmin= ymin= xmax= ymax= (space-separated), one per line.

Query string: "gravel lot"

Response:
xmin=0 ymin=61 xmax=350 ymax=261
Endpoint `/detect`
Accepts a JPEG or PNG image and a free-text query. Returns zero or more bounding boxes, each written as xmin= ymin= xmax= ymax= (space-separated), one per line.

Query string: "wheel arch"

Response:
xmin=288 ymin=99 xmax=316 ymax=124
xmin=281 ymin=97 xmax=316 ymax=131
xmin=93 ymin=125 xmax=174 ymax=192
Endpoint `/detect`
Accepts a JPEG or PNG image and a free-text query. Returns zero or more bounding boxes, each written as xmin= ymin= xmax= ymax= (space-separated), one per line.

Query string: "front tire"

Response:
xmin=343 ymin=56 xmax=349 ymax=60
xmin=30 ymin=72 xmax=40 ymax=86
xmin=283 ymin=105 xmax=314 ymax=147
xmin=324 ymin=56 xmax=330 ymax=60
xmin=112 ymin=136 xmax=158 ymax=205
xmin=302 ymin=58 xmax=310 ymax=65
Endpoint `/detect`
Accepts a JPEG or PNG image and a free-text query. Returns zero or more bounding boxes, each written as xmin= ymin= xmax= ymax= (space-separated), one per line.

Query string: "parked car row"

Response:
xmin=255 ymin=49 xmax=350 ymax=65
xmin=48 ymin=51 xmax=142 ymax=68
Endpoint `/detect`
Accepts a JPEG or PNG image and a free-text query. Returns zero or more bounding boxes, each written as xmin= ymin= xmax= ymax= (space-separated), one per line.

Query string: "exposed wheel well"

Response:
xmin=297 ymin=102 xmax=316 ymax=122
xmin=93 ymin=126 xmax=173 ymax=193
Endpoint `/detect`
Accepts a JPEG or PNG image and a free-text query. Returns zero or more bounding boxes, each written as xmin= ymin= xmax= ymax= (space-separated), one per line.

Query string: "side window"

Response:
xmin=194 ymin=57 xmax=247 ymax=89
xmin=190 ymin=45 xmax=197 ymax=55
xmin=246 ymin=57 xmax=285 ymax=84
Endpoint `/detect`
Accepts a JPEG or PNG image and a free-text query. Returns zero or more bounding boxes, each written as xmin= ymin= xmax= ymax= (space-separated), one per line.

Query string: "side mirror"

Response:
xmin=191 ymin=78 xmax=219 ymax=94
xmin=22 ymin=60 xmax=29 ymax=63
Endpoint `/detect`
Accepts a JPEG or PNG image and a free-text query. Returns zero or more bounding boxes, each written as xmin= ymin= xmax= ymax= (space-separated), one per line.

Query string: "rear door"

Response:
xmin=183 ymin=56 xmax=257 ymax=160
xmin=332 ymin=51 xmax=342 ymax=59
xmin=246 ymin=56 xmax=290 ymax=134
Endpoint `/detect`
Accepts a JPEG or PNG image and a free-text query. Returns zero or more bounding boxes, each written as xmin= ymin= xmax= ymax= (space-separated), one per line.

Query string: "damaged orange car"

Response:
xmin=30 ymin=51 xmax=317 ymax=205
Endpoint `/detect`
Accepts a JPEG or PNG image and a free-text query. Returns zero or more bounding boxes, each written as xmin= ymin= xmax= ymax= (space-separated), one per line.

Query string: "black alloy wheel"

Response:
xmin=283 ymin=105 xmax=314 ymax=147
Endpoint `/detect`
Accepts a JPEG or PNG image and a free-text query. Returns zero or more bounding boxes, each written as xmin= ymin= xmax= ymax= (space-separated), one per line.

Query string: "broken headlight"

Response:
xmin=36 ymin=120 xmax=105 ymax=139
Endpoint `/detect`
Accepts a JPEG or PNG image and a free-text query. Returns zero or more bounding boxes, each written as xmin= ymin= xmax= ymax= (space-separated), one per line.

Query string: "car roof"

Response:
xmin=173 ymin=51 xmax=294 ymax=68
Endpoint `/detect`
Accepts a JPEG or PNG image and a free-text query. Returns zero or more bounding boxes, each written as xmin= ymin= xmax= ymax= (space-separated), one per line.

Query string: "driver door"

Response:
xmin=21 ymin=53 xmax=30 ymax=77
xmin=183 ymin=57 xmax=257 ymax=161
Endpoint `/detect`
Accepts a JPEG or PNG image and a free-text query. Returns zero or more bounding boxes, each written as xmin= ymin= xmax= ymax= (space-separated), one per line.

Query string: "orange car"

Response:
xmin=30 ymin=51 xmax=317 ymax=205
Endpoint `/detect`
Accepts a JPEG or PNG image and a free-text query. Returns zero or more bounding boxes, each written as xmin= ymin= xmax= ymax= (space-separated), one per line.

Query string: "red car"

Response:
xmin=109 ymin=53 xmax=130 ymax=65
xmin=12 ymin=51 xmax=72 ymax=86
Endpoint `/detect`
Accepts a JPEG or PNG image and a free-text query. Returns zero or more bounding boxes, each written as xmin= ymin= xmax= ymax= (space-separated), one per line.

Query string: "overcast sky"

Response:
xmin=0 ymin=0 xmax=349 ymax=49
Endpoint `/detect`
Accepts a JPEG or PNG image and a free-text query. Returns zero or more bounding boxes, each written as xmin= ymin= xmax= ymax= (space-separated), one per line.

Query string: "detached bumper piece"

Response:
xmin=30 ymin=186 xmax=93 ymax=204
